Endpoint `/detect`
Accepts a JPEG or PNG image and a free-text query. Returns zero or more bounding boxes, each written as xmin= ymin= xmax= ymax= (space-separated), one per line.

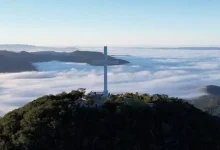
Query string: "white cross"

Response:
xmin=92 ymin=46 xmax=119 ymax=98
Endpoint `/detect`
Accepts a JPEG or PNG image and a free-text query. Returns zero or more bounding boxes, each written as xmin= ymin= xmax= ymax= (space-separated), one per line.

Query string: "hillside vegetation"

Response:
xmin=0 ymin=91 xmax=220 ymax=150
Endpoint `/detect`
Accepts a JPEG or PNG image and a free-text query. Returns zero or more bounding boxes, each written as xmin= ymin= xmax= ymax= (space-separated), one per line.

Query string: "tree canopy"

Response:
xmin=0 ymin=90 xmax=220 ymax=150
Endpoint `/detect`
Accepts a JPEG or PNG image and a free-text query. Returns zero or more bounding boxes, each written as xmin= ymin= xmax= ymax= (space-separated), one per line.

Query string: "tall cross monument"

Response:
xmin=102 ymin=46 xmax=118 ymax=97
xmin=103 ymin=46 xmax=108 ymax=97
xmin=92 ymin=46 xmax=118 ymax=98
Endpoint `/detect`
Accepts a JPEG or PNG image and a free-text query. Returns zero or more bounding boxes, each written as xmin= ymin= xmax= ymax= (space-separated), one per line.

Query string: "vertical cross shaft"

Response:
xmin=103 ymin=46 xmax=108 ymax=97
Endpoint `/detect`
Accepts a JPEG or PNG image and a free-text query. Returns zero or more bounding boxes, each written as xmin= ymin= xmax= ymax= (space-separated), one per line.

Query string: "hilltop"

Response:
xmin=0 ymin=91 xmax=219 ymax=150
xmin=199 ymin=85 xmax=220 ymax=96
xmin=0 ymin=50 xmax=129 ymax=73
xmin=188 ymin=85 xmax=220 ymax=117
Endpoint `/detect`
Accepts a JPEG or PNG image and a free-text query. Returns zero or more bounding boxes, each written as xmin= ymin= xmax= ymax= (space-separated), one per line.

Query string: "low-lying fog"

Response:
xmin=1 ymin=47 xmax=220 ymax=115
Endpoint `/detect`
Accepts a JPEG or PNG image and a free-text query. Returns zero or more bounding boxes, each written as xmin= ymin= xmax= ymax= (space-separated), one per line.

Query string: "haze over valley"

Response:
xmin=0 ymin=45 xmax=220 ymax=115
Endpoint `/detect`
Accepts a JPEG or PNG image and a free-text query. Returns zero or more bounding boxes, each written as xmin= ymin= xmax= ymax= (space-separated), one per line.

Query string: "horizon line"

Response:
xmin=0 ymin=44 xmax=220 ymax=48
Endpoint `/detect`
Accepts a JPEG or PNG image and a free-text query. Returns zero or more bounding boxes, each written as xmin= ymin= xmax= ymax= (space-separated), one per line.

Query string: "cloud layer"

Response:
xmin=1 ymin=48 xmax=220 ymax=116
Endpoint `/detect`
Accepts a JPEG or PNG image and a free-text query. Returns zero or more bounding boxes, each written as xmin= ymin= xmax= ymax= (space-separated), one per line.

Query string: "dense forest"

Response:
xmin=0 ymin=91 xmax=220 ymax=150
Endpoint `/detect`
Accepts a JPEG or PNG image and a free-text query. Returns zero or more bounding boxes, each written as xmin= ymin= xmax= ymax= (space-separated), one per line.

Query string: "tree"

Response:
xmin=0 ymin=91 xmax=220 ymax=150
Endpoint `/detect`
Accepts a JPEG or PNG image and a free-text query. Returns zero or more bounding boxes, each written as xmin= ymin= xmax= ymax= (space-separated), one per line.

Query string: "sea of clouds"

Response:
xmin=1 ymin=47 xmax=220 ymax=116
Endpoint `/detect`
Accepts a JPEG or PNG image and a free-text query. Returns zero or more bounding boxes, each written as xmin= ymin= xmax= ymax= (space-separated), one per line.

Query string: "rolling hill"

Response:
xmin=0 ymin=91 xmax=219 ymax=150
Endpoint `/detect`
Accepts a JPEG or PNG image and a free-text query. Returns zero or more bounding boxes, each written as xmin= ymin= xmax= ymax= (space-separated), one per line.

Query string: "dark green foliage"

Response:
xmin=85 ymin=99 xmax=94 ymax=105
xmin=0 ymin=91 xmax=220 ymax=150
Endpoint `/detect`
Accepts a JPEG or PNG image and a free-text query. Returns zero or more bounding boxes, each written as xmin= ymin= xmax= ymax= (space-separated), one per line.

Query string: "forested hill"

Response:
xmin=0 ymin=91 xmax=220 ymax=150
xmin=0 ymin=50 xmax=129 ymax=73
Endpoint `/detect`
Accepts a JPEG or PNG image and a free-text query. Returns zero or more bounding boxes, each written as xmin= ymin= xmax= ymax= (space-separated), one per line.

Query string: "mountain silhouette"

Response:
xmin=0 ymin=50 xmax=129 ymax=73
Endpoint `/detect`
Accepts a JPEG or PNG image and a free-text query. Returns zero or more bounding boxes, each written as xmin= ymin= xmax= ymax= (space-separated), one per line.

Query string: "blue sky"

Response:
xmin=0 ymin=0 xmax=220 ymax=46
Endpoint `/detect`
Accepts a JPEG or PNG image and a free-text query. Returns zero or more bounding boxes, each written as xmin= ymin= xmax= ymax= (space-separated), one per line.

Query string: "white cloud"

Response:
xmin=1 ymin=48 xmax=220 ymax=116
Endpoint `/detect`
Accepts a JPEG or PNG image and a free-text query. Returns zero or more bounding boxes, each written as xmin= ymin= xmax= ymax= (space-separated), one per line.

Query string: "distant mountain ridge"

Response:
xmin=0 ymin=50 xmax=129 ymax=73
xmin=0 ymin=44 xmax=79 ymax=52
xmin=1 ymin=44 xmax=220 ymax=51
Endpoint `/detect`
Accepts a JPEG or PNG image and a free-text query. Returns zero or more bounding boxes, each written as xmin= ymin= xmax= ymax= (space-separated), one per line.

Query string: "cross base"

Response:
xmin=102 ymin=90 xmax=108 ymax=98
